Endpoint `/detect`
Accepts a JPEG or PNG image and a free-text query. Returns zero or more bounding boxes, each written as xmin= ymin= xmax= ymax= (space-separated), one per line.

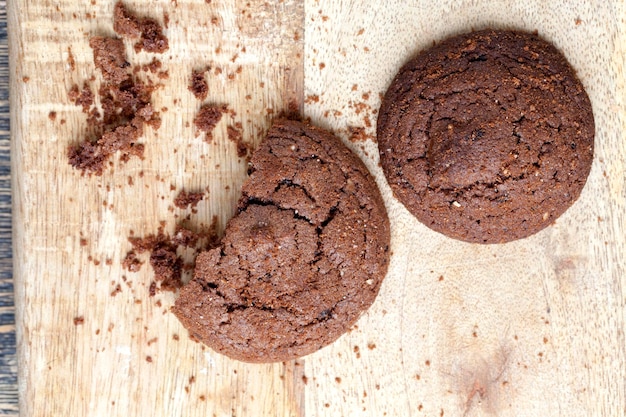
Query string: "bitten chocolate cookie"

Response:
xmin=377 ymin=29 xmax=594 ymax=243
xmin=173 ymin=120 xmax=390 ymax=362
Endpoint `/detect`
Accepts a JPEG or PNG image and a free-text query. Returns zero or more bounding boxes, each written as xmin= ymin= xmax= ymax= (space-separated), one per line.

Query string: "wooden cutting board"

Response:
xmin=9 ymin=0 xmax=626 ymax=416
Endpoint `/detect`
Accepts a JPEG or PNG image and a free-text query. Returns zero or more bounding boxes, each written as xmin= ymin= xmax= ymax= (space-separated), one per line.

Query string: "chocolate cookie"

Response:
xmin=173 ymin=120 xmax=390 ymax=362
xmin=377 ymin=30 xmax=594 ymax=243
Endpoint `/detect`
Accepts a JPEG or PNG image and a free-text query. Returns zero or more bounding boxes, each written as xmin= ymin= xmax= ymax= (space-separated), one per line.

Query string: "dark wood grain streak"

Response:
xmin=0 ymin=0 xmax=17 ymax=415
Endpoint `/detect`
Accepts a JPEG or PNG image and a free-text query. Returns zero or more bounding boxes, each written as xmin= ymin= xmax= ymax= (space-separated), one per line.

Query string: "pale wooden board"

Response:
xmin=302 ymin=1 xmax=626 ymax=416
xmin=9 ymin=1 xmax=626 ymax=417
xmin=11 ymin=1 xmax=304 ymax=416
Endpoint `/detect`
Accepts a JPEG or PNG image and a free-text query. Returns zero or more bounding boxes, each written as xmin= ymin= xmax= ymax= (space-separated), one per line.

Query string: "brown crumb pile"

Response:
xmin=68 ymin=5 xmax=168 ymax=175
xmin=128 ymin=231 xmax=184 ymax=292
xmin=174 ymin=189 xmax=205 ymax=209
xmin=194 ymin=104 xmax=226 ymax=141
xmin=227 ymin=123 xmax=252 ymax=157
xmin=171 ymin=225 xmax=200 ymax=247
xmin=114 ymin=2 xmax=169 ymax=54
xmin=68 ymin=83 xmax=95 ymax=113
xmin=188 ymin=69 xmax=209 ymax=101
xmin=123 ymin=217 xmax=221 ymax=294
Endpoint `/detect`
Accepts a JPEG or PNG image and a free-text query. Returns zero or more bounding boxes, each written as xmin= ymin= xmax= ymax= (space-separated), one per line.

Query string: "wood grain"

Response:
xmin=9 ymin=0 xmax=626 ymax=416
xmin=11 ymin=1 xmax=304 ymax=416
xmin=0 ymin=0 xmax=17 ymax=414
xmin=302 ymin=1 xmax=626 ymax=416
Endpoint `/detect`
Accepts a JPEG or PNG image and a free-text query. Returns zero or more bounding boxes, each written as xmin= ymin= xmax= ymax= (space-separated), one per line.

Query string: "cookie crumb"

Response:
xmin=73 ymin=316 xmax=85 ymax=325
xmin=188 ymin=69 xmax=209 ymax=101
xmin=194 ymin=104 xmax=225 ymax=141
xmin=174 ymin=189 xmax=205 ymax=209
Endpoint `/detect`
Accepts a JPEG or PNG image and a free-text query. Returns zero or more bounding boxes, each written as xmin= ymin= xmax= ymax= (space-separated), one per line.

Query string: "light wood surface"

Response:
xmin=9 ymin=0 xmax=626 ymax=416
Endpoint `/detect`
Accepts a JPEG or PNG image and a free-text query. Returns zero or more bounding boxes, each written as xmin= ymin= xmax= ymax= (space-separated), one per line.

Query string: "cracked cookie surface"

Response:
xmin=173 ymin=120 xmax=390 ymax=362
xmin=377 ymin=30 xmax=594 ymax=243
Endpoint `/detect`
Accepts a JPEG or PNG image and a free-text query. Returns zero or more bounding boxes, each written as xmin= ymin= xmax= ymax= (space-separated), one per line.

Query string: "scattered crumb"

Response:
xmin=89 ymin=37 xmax=129 ymax=84
xmin=171 ymin=225 xmax=201 ymax=247
xmin=114 ymin=2 xmax=169 ymax=53
xmin=68 ymin=83 xmax=94 ymax=113
xmin=305 ymin=94 xmax=319 ymax=104
xmin=227 ymin=124 xmax=251 ymax=157
xmin=22 ymin=76 xmax=29 ymax=83
xmin=73 ymin=316 xmax=85 ymax=325
xmin=188 ymin=68 xmax=209 ymax=101
xmin=67 ymin=46 xmax=76 ymax=71
xmin=110 ymin=284 xmax=122 ymax=296
xmin=48 ymin=111 xmax=57 ymax=121
xmin=128 ymin=231 xmax=184 ymax=292
xmin=122 ymin=250 xmax=143 ymax=272
xmin=347 ymin=126 xmax=374 ymax=142
xmin=367 ymin=342 xmax=376 ymax=350
xmin=146 ymin=355 xmax=153 ymax=363
xmin=194 ymin=104 xmax=226 ymax=141
xmin=174 ymin=189 xmax=205 ymax=209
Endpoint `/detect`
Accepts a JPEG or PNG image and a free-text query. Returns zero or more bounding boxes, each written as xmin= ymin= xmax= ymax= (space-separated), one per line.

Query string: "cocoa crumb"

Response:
xmin=135 ymin=18 xmax=169 ymax=53
xmin=129 ymin=232 xmax=183 ymax=292
xmin=114 ymin=2 xmax=169 ymax=53
xmin=149 ymin=281 xmax=157 ymax=296
xmin=174 ymin=189 xmax=204 ymax=209
xmin=305 ymin=95 xmax=319 ymax=104
xmin=188 ymin=69 xmax=209 ymax=101
xmin=143 ymin=57 xmax=163 ymax=73
xmin=347 ymin=126 xmax=371 ymax=142
xmin=67 ymin=46 xmax=76 ymax=71
xmin=194 ymin=104 xmax=225 ymax=141
xmin=110 ymin=284 xmax=122 ymax=296
xmin=22 ymin=76 xmax=29 ymax=83
xmin=146 ymin=356 xmax=153 ymax=363
xmin=73 ymin=316 xmax=85 ymax=325
xmin=114 ymin=2 xmax=141 ymax=38
xmin=68 ymin=34 xmax=161 ymax=175
xmin=227 ymin=124 xmax=250 ymax=157
xmin=48 ymin=111 xmax=57 ymax=121
xmin=122 ymin=250 xmax=143 ymax=272
xmin=89 ymin=37 xmax=129 ymax=84
xmin=68 ymin=83 xmax=94 ymax=113
xmin=171 ymin=225 xmax=200 ymax=247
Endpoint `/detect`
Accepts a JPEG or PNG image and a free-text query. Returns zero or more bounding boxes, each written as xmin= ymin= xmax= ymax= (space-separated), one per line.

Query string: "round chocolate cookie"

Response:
xmin=377 ymin=29 xmax=594 ymax=243
xmin=173 ymin=120 xmax=390 ymax=362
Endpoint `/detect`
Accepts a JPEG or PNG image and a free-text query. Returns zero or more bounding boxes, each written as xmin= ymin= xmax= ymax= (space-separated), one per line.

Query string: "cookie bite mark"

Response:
xmin=173 ymin=120 xmax=390 ymax=362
